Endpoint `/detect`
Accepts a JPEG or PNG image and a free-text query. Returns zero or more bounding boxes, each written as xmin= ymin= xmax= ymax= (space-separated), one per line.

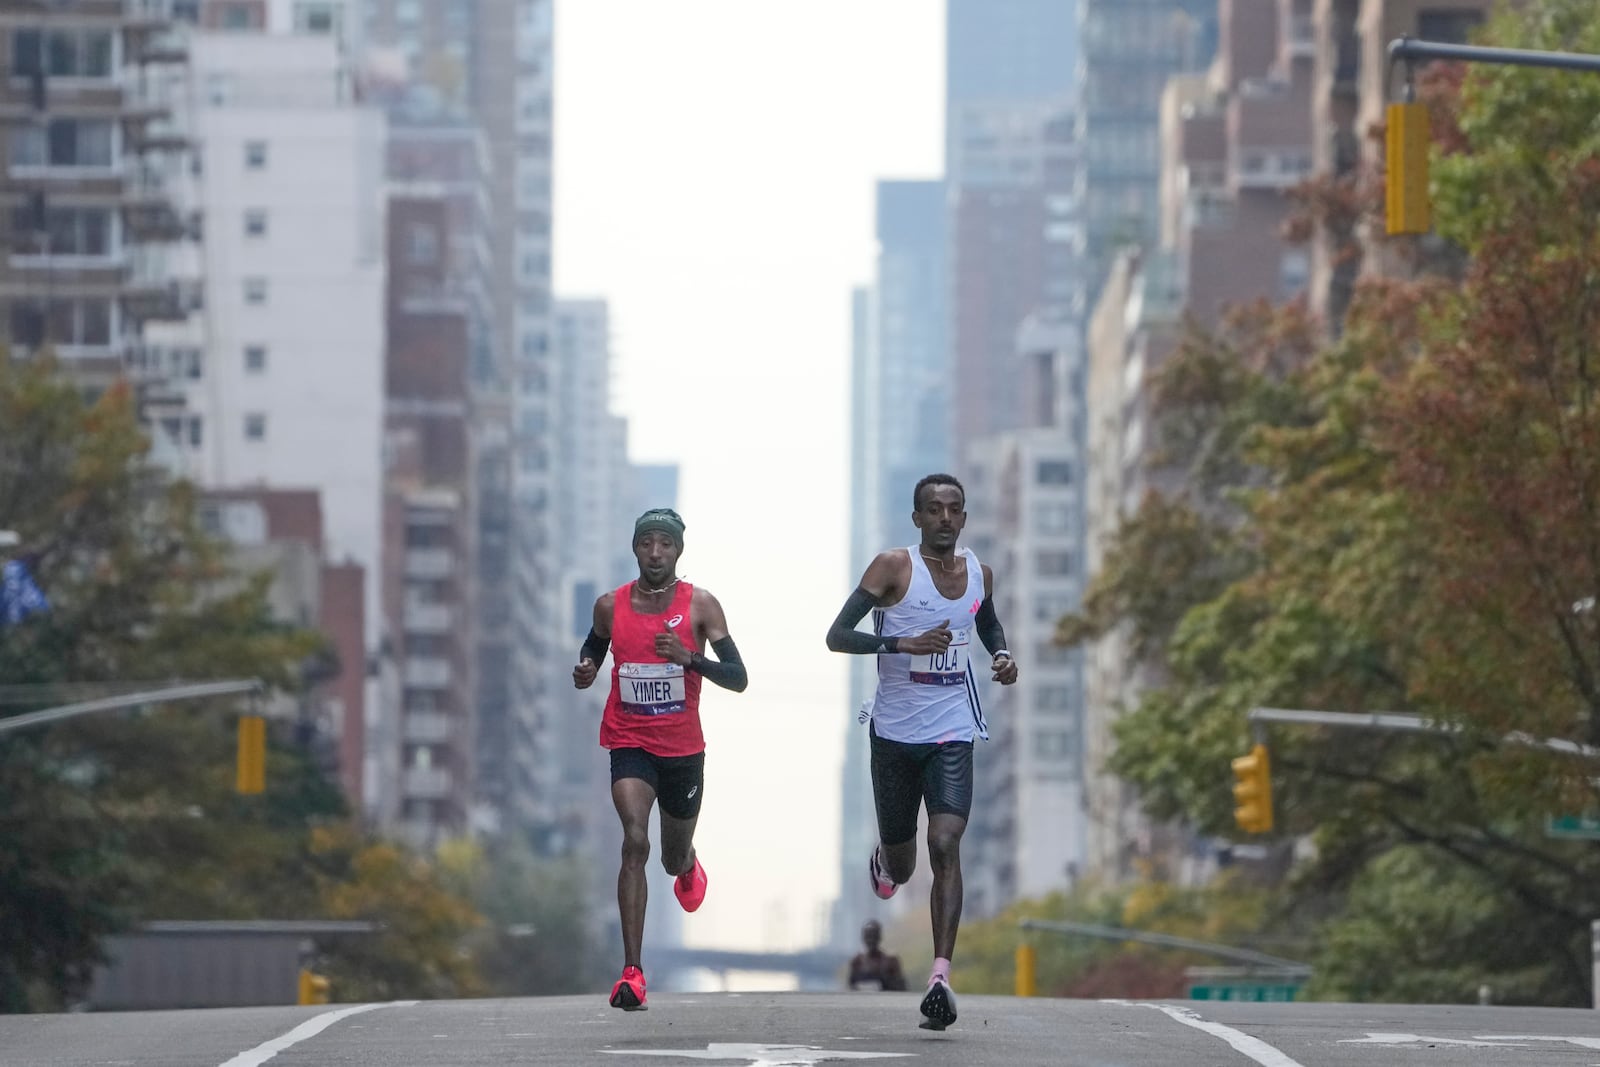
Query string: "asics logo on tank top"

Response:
xmin=668 ymin=614 xmax=684 ymax=626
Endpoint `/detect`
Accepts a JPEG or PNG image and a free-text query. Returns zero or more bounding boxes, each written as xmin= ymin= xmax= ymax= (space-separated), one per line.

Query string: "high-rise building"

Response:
xmin=1077 ymin=0 xmax=1218 ymax=301
xmin=938 ymin=0 xmax=1095 ymax=918
xmin=156 ymin=26 xmax=388 ymax=812
xmin=834 ymin=181 xmax=948 ymax=946
xmin=1308 ymin=0 xmax=1492 ymax=328
xmin=382 ymin=119 xmax=497 ymax=843
xmin=360 ymin=0 xmax=553 ymax=842
xmin=549 ymin=299 xmax=686 ymax=960
xmin=0 ymin=2 xmax=201 ymax=397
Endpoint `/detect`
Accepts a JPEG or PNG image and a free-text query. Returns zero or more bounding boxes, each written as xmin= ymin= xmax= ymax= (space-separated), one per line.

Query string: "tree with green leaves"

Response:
xmin=1062 ymin=0 xmax=1600 ymax=1005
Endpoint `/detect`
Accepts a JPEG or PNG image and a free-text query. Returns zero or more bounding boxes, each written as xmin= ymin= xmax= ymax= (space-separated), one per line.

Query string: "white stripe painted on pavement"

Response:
xmin=1104 ymin=1001 xmax=1306 ymax=1067
xmin=217 ymin=1001 xmax=418 ymax=1067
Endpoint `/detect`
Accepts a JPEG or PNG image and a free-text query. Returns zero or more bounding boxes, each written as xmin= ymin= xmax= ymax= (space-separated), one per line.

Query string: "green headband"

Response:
xmin=633 ymin=507 xmax=685 ymax=547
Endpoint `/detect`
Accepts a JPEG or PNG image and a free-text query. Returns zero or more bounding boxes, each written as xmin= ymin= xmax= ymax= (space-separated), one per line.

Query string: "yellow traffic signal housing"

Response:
xmin=298 ymin=968 xmax=330 ymax=1005
xmin=1386 ymin=101 xmax=1431 ymax=235
xmin=237 ymin=715 xmax=266 ymax=795
xmin=1232 ymin=743 xmax=1274 ymax=833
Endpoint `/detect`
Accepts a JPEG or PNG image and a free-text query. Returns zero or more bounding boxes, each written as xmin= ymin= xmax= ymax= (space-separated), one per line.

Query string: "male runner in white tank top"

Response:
xmin=825 ymin=473 xmax=1019 ymax=1031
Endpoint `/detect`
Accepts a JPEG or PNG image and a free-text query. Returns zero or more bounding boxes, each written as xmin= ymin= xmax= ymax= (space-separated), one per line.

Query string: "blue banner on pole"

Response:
xmin=1 ymin=559 xmax=50 ymax=627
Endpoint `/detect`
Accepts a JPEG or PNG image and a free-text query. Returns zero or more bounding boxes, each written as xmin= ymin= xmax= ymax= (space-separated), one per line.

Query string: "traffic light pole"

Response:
xmin=1390 ymin=36 xmax=1600 ymax=75
xmin=1246 ymin=706 xmax=1600 ymax=760
xmin=0 ymin=679 xmax=263 ymax=737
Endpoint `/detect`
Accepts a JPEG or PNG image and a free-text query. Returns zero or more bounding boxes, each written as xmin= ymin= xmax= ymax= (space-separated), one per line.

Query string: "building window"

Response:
xmin=1034 ymin=501 xmax=1072 ymax=535
xmin=1036 ymin=685 xmax=1076 ymax=712
xmin=188 ymin=416 xmax=204 ymax=448
xmin=243 ymin=278 xmax=268 ymax=305
xmin=1279 ymin=249 xmax=1310 ymax=300
xmin=1036 ymin=459 xmax=1074 ymax=486
xmin=405 ymin=222 xmax=438 ymax=264
xmin=217 ymin=3 xmax=259 ymax=31
xmin=1417 ymin=11 xmax=1484 ymax=43
xmin=244 ymin=413 xmax=267 ymax=441
xmin=28 ymin=297 xmax=113 ymax=347
xmin=244 ymin=209 xmax=268 ymax=238
xmin=10 ymin=206 xmax=114 ymax=258
xmin=11 ymin=28 xmax=115 ymax=79
xmin=244 ymin=345 xmax=267 ymax=373
xmin=8 ymin=119 xmax=114 ymax=169
xmin=294 ymin=1 xmax=341 ymax=35
xmin=244 ymin=140 xmax=268 ymax=169
xmin=1036 ymin=550 xmax=1074 ymax=577
xmin=1033 ymin=729 xmax=1077 ymax=761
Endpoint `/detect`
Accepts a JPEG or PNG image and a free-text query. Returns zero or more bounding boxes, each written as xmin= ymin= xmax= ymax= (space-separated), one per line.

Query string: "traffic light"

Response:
xmin=236 ymin=715 xmax=266 ymax=795
xmin=298 ymin=969 xmax=330 ymax=1005
xmin=1386 ymin=101 xmax=1431 ymax=235
xmin=1232 ymin=743 xmax=1273 ymax=834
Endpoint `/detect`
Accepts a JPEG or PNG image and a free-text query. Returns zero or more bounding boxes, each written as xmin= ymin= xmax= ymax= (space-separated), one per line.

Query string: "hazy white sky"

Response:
xmin=555 ymin=1 xmax=944 ymax=951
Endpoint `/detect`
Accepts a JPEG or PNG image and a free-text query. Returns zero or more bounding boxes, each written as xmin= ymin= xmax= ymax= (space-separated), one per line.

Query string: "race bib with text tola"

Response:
xmin=618 ymin=662 xmax=687 ymax=715
xmin=909 ymin=629 xmax=970 ymax=685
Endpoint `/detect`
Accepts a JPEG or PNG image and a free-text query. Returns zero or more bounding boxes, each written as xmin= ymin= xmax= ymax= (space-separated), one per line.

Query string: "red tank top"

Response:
xmin=599 ymin=580 xmax=705 ymax=757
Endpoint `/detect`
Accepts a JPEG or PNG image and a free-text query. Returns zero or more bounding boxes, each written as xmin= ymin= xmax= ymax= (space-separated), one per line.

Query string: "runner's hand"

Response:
xmin=899 ymin=621 xmax=953 ymax=657
xmin=573 ymin=657 xmax=599 ymax=689
xmin=655 ymin=621 xmax=692 ymax=665
xmin=992 ymin=652 xmax=1018 ymax=685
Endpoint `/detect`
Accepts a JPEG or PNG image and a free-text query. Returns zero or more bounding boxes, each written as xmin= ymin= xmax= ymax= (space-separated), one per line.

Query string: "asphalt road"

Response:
xmin=4 ymin=993 xmax=1600 ymax=1067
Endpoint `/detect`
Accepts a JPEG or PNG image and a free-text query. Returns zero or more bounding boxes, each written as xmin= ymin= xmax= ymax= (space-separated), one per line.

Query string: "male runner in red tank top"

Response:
xmin=572 ymin=507 xmax=748 ymax=1012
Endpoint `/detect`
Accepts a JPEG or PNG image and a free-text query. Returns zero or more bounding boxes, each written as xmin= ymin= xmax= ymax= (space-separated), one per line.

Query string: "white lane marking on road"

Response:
xmin=601 ymin=1044 xmax=912 ymax=1066
xmin=217 ymin=1001 xmax=418 ymax=1067
xmin=1105 ymin=1002 xmax=1306 ymax=1067
xmin=1341 ymin=1033 xmax=1600 ymax=1050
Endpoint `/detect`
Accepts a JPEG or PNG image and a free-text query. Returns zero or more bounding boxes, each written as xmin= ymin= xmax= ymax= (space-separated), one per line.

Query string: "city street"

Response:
xmin=4 ymin=993 xmax=1600 ymax=1067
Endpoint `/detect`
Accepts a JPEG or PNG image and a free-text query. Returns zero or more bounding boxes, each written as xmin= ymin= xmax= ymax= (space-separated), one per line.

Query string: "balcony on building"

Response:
xmin=1287 ymin=12 xmax=1316 ymax=59
xmin=403 ymin=599 xmax=452 ymax=635
xmin=404 ymin=546 xmax=455 ymax=580
xmin=403 ymin=711 xmax=453 ymax=745
xmin=403 ymin=656 xmax=453 ymax=690
xmin=402 ymin=765 xmax=453 ymax=799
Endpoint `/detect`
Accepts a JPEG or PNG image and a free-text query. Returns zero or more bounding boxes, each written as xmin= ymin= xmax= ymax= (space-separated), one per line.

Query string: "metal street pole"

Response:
xmin=1018 ymin=917 xmax=1311 ymax=975
xmin=1246 ymin=707 xmax=1600 ymax=760
xmin=1390 ymin=36 xmax=1600 ymax=74
xmin=0 ymin=679 xmax=262 ymax=737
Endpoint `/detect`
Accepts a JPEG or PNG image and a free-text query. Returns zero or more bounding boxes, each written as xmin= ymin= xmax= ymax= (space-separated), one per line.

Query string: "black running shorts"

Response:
xmin=610 ymin=747 xmax=706 ymax=820
xmin=868 ymin=723 xmax=974 ymax=846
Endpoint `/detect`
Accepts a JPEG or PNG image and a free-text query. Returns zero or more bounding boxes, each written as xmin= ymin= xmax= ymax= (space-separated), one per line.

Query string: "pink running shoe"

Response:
xmin=674 ymin=855 xmax=708 ymax=912
xmin=869 ymin=845 xmax=898 ymax=900
xmin=609 ymin=965 xmax=647 ymax=1011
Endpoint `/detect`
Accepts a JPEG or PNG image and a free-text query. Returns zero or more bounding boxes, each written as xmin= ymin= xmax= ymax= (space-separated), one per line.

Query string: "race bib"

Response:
xmin=618 ymin=662 xmax=687 ymax=715
xmin=909 ymin=629 xmax=970 ymax=686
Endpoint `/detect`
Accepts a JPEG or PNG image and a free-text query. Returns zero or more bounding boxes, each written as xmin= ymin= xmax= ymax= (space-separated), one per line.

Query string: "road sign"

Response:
xmin=1546 ymin=814 xmax=1600 ymax=840
xmin=1188 ymin=983 xmax=1301 ymax=1002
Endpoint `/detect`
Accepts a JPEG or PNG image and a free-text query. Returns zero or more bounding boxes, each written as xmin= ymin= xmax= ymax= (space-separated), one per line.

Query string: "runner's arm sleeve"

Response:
xmin=825 ymin=588 xmax=900 ymax=655
xmin=689 ymin=635 xmax=747 ymax=692
xmin=974 ymin=597 xmax=1010 ymax=658
xmin=579 ymin=628 xmax=609 ymax=664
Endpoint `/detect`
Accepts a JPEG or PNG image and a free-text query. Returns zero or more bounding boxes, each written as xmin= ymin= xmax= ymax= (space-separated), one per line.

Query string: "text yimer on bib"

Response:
xmin=909 ymin=628 xmax=970 ymax=686
xmin=619 ymin=662 xmax=687 ymax=714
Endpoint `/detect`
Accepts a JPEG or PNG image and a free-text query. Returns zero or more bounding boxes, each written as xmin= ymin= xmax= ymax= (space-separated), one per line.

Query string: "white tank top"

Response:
xmin=867 ymin=546 xmax=990 ymax=744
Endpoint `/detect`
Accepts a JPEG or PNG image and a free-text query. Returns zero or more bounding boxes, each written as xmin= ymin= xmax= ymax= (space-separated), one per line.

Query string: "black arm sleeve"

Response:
xmin=579 ymin=628 xmax=609 ymax=665
xmin=974 ymin=597 xmax=1009 ymax=658
xmin=825 ymin=588 xmax=901 ymax=655
xmin=689 ymin=635 xmax=748 ymax=692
